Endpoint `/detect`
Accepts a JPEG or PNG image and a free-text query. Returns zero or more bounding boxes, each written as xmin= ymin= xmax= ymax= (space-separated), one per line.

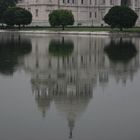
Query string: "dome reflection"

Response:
xmin=22 ymin=35 xmax=140 ymax=138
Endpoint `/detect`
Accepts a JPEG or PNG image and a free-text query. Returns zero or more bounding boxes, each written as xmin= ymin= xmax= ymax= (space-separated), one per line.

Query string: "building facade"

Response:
xmin=17 ymin=0 xmax=140 ymax=26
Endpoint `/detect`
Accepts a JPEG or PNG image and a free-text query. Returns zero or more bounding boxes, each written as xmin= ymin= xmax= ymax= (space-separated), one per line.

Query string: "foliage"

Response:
xmin=49 ymin=9 xmax=74 ymax=30
xmin=0 ymin=0 xmax=16 ymax=22
xmin=3 ymin=7 xmax=32 ymax=29
xmin=103 ymin=6 xmax=138 ymax=31
xmin=104 ymin=38 xmax=137 ymax=63
xmin=49 ymin=38 xmax=74 ymax=57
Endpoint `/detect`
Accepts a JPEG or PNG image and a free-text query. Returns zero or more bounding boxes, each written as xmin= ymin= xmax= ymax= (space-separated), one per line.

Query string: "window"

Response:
xmin=95 ymin=12 xmax=97 ymax=18
xmin=89 ymin=12 xmax=92 ymax=18
xmin=95 ymin=0 xmax=97 ymax=5
xmin=110 ymin=0 xmax=114 ymax=5
xmin=35 ymin=9 xmax=38 ymax=17
xmin=90 ymin=0 xmax=92 ymax=5
xmin=28 ymin=8 xmax=31 ymax=11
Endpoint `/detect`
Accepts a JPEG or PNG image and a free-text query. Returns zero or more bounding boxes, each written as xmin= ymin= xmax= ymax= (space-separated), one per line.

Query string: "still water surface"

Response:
xmin=0 ymin=33 xmax=140 ymax=140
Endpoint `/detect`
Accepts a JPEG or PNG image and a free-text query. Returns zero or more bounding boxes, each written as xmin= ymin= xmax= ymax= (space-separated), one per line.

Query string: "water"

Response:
xmin=0 ymin=32 xmax=140 ymax=140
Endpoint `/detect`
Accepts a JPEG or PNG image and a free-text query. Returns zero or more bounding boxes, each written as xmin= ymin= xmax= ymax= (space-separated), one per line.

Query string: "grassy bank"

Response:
xmin=1 ymin=26 xmax=140 ymax=33
xmin=21 ymin=27 xmax=140 ymax=33
xmin=22 ymin=27 xmax=112 ymax=32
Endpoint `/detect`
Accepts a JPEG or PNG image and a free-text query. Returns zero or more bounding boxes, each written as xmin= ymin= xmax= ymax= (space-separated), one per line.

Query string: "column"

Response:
xmin=131 ymin=0 xmax=135 ymax=10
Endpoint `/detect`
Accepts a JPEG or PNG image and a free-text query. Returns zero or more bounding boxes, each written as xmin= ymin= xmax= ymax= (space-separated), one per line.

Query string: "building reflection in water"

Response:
xmin=23 ymin=35 xmax=140 ymax=139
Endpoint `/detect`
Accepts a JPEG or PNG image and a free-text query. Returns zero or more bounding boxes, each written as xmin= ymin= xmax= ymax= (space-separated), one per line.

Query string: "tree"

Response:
xmin=103 ymin=6 xmax=138 ymax=31
xmin=49 ymin=9 xmax=74 ymax=30
xmin=3 ymin=7 xmax=32 ymax=29
xmin=0 ymin=0 xmax=16 ymax=23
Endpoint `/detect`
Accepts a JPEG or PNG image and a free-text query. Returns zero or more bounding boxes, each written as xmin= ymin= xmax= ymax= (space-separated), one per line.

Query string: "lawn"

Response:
xmin=2 ymin=26 xmax=140 ymax=33
xmin=21 ymin=27 xmax=140 ymax=33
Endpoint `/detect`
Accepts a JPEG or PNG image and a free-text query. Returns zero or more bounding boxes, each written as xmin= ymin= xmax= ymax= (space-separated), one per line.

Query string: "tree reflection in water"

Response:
xmin=0 ymin=35 xmax=32 ymax=75
xmin=104 ymin=38 xmax=137 ymax=63
xmin=104 ymin=38 xmax=139 ymax=84
xmin=49 ymin=37 xmax=74 ymax=57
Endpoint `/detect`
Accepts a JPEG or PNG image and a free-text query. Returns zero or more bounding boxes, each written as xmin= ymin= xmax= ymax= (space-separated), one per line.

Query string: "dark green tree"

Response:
xmin=49 ymin=9 xmax=74 ymax=30
xmin=3 ymin=7 xmax=32 ymax=29
xmin=0 ymin=0 xmax=16 ymax=23
xmin=103 ymin=6 xmax=138 ymax=31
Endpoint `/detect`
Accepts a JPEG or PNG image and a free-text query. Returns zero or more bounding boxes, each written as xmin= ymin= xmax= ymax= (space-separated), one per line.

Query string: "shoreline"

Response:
xmin=0 ymin=30 xmax=140 ymax=37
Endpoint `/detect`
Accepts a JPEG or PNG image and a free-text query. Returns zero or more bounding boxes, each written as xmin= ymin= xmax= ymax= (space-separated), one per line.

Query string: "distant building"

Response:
xmin=17 ymin=0 xmax=140 ymax=26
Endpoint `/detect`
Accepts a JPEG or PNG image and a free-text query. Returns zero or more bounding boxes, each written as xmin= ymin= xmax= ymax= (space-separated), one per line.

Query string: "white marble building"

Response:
xmin=17 ymin=0 xmax=140 ymax=26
